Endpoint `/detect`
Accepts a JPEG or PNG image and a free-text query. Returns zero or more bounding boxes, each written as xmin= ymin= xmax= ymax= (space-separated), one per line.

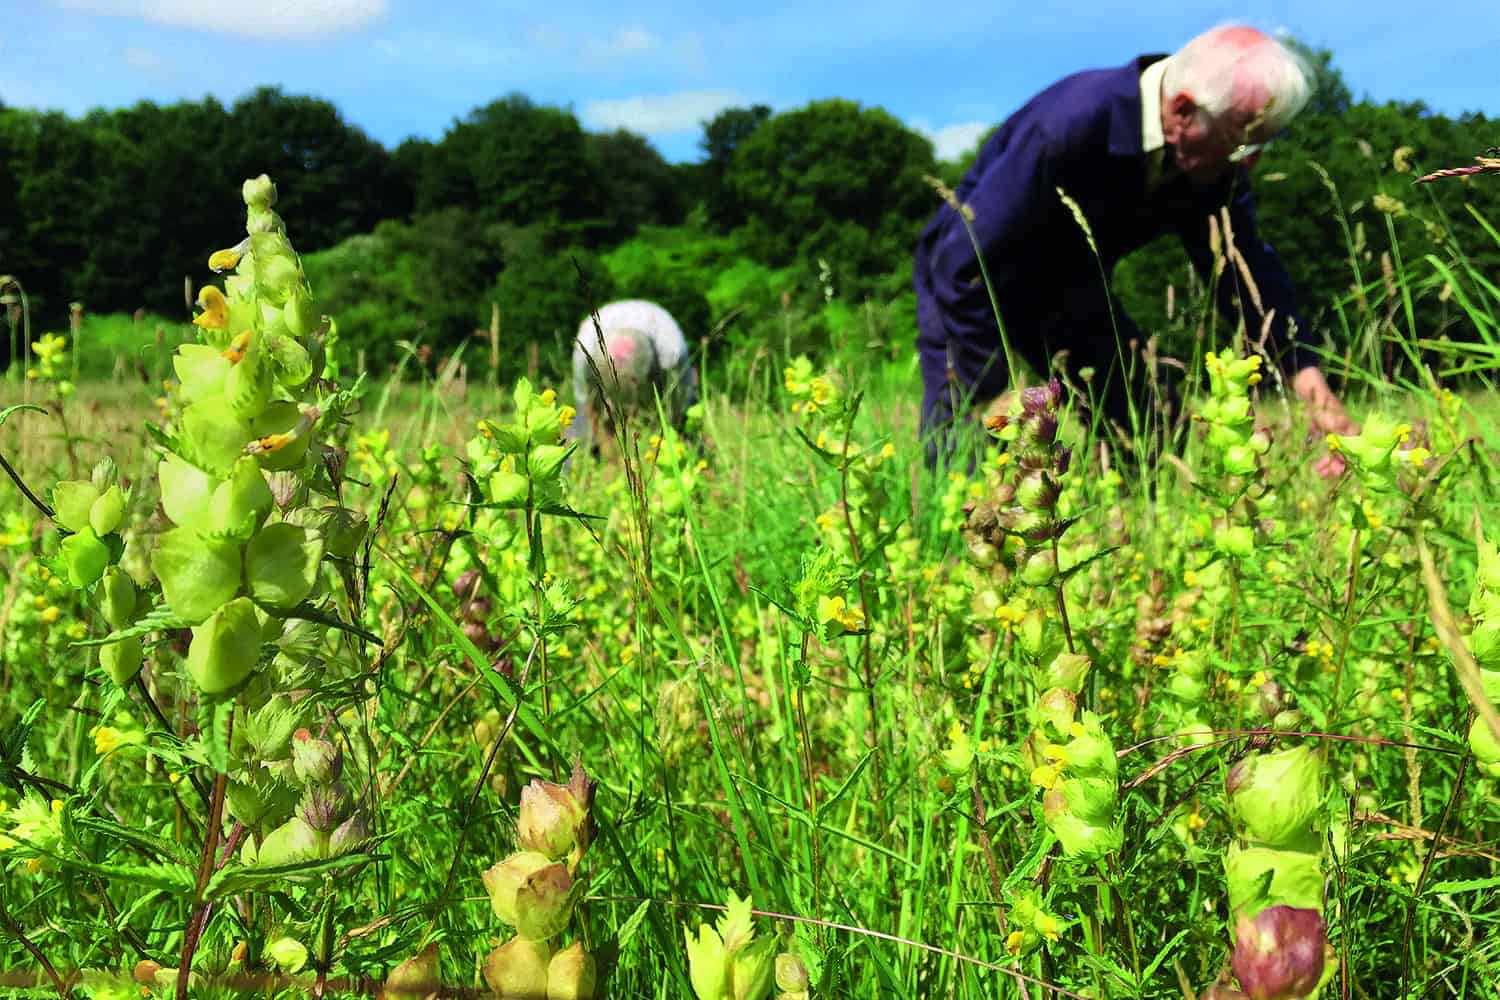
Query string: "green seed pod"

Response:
xmin=1214 ymin=524 xmax=1256 ymax=560
xmin=1033 ymin=687 xmax=1077 ymax=739
xmin=181 ymin=402 xmax=255 ymax=477
xmin=516 ymin=764 xmax=594 ymax=865
xmin=1038 ymin=652 xmax=1091 ymax=692
xmin=484 ymin=937 xmax=552 ymax=999
xmin=1227 ymin=746 xmax=1322 ymax=848
xmin=1222 ymin=444 xmax=1258 ymax=477
xmin=1050 ymin=776 xmax=1118 ymax=825
xmin=186 ymin=597 xmax=262 ymax=695
xmin=384 ymin=944 xmax=440 ymax=1000
xmin=61 ymin=528 xmax=110 ymax=588
xmin=1224 ymin=844 xmax=1324 ymax=919
xmin=246 ymin=522 xmax=324 ymax=608
xmin=99 ymin=566 xmax=138 ymax=630
xmin=99 ymin=636 xmax=144 ymax=687
xmin=88 ymin=484 xmax=126 ymax=536
xmin=291 ymin=730 xmax=343 ymax=785
xmin=265 ymin=937 xmax=308 ymax=974
xmin=546 ymin=941 xmax=597 ymax=1000
xmin=1043 ymin=795 xmax=1122 ymax=862
xmin=728 ymin=937 xmax=777 ymax=1000
xmin=774 ymin=953 xmax=809 ymax=995
xmin=211 ymin=457 xmax=274 ymax=539
xmin=1467 ymin=621 xmax=1500 ymax=667
xmin=482 ymin=851 xmax=579 ymax=940
xmin=52 ymin=479 xmax=101 ymax=534
xmin=491 ymin=471 xmax=529 ymax=509
xmin=1019 ymin=548 xmax=1058 ymax=587
xmin=328 ymin=812 xmax=369 ymax=856
xmin=1467 ymin=717 xmax=1500 ymax=778
xmin=528 ymin=444 xmax=570 ymax=483
xmin=255 ymin=815 xmax=326 ymax=867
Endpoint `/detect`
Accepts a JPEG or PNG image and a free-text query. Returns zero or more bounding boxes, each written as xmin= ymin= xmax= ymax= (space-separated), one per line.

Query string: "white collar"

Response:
xmin=1140 ymin=57 xmax=1168 ymax=154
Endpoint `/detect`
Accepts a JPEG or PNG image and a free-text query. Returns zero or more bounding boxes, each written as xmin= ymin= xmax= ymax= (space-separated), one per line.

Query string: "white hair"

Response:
xmin=1161 ymin=24 xmax=1312 ymax=135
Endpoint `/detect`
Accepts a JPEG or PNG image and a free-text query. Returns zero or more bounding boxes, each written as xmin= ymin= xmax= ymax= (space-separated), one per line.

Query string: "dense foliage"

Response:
xmin=0 ymin=151 xmax=1497 ymax=999
xmin=3 ymin=52 xmax=1497 ymax=388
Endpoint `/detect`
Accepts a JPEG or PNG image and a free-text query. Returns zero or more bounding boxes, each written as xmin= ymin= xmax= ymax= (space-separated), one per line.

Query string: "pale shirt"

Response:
xmin=569 ymin=299 xmax=696 ymax=442
xmin=1139 ymin=56 xmax=1169 ymax=189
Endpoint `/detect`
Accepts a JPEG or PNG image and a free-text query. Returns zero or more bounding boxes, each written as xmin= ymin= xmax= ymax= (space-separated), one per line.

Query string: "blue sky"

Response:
xmin=4 ymin=1 xmax=1496 ymax=163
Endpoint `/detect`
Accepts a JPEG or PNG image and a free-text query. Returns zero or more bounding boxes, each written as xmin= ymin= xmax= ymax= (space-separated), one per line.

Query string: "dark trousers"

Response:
xmin=917 ymin=278 xmax=1177 ymax=467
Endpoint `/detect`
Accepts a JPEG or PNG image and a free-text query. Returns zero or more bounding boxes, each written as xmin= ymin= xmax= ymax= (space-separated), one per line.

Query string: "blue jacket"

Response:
xmin=914 ymin=55 xmax=1314 ymax=384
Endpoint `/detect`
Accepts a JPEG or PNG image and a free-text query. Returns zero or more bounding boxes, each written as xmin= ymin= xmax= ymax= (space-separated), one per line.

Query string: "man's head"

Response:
xmin=1160 ymin=25 xmax=1311 ymax=181
xmin=587 ymin=326 xmax=660 ymax=412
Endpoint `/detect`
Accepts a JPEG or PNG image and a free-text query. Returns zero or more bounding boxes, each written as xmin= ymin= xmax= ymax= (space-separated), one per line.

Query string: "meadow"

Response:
xmin=0 ymin=169 xmax=1498 ymax=1000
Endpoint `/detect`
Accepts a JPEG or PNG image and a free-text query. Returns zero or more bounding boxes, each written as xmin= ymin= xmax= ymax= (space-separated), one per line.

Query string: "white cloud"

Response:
xmin=582 ymin=25 xmax=662 ymax=67
xmin=915 ymin=120 xmax=992 ymax=161
xmin=49 ymin=0 xmax=388 ymax=41
xmin=582 ymin=89 xmax=747 ymax=136
xmin=372 ymin=31 xmax=523 ymax=72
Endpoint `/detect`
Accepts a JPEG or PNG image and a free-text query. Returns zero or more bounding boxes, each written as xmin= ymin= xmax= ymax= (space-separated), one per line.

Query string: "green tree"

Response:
xmin=584 ymin=128 xmax=685 ymax=242
xmin=226 ymin=87 xmax=406 ymax=250
xmin=413 ymin=94 xmax=602 ymax=230
xmin=723 ymin=99 xmax=936 ymax=302
xmin=697 ymin=104 xmax=772 ymax=230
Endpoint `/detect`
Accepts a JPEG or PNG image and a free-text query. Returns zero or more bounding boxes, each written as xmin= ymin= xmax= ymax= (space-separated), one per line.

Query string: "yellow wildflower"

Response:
xmin=193 ymin=285 xmax=229 ymax=329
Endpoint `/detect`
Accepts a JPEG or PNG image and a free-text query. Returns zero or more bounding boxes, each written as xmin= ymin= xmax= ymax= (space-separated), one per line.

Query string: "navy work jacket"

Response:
xmin=913 ymin=55 xmax=1314 ymax=384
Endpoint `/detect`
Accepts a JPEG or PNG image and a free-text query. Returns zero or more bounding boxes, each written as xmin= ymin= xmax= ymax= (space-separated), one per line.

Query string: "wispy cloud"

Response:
xmin=582 ymin=26 xmax=662 ymax=68
xmin=582 ymin=89 xmax=747 ymax=136
xmin=49 ymin=0 xmax=389 ymax=41
xmin=118 ymin=45 xmax=172 ymax=82
xmin=372 ymin=31 xmax=525 ymax=72
xmin=914 ymin=120 xmax=992 ymax=161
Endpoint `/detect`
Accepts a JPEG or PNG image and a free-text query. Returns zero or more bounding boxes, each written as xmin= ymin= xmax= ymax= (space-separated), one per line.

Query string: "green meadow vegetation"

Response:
xmin=1 ymin=45 xmax=1499 ymax=1000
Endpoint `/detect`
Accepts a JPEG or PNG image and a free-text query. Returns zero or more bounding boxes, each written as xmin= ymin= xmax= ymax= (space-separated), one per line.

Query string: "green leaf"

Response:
xmin=1425 ymin=875 xmax=1500 ymax=895
xmin=59 ymin=858 xmax=196 ymax=894
xmin=614 ymin=898 xmax=653 ymax=952
xmin=72 ymin=816 xmax=195 ymax=865
xmin=198 ymin=699 xmax=236 ymax=773
xmin=0 ymin=402 xmax=47 ymax=428
xmin=206 ymin=852 xmax=380 ymax=898
xmin=247 ymin=522 xmax=324 ymax=609
xmin=71 ymin=602 xmax=193 ymax=648
xmin=152 ymin=527 xmax=243 ymax=623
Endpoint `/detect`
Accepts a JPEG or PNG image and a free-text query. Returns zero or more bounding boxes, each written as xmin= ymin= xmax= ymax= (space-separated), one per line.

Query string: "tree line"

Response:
xmin=1 ymin=48 xmax=1495 ymax=384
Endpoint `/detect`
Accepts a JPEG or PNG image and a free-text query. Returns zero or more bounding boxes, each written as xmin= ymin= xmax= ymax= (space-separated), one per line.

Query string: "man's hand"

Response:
xmin=1292 ymin=366 xmax=1357 ymax=478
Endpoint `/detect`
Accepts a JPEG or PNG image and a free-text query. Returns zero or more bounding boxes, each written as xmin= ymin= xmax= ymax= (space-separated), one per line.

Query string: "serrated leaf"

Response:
xmin=203 ymin=700 xmax=235 ymax=773
xmin=615 ymin=898 xmax=653 ymax=951
xmin=1425 ymin=874 xmax=1500 ymax=895
xmin=72 ymin=816 xmax=195 ymax=865
xmin=206 ymin=852 xmax=380 ymax=898
xmin=71 ymin=603 xmax=193 ymax=648
xmin=59 ymin=857 xmax=196 ymax=893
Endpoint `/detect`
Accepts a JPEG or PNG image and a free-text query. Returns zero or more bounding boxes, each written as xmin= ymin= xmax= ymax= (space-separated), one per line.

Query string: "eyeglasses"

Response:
xmin=1202 ymin=110 xmax=1275 ymax=164
xmin=1228 ymin=141 xmax=1269 ymax=164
